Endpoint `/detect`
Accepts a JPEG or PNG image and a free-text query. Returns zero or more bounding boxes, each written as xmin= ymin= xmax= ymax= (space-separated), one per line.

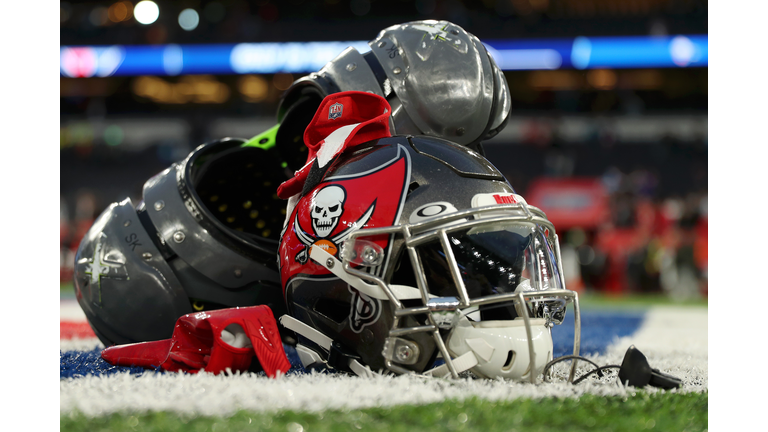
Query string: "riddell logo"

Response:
xmin=493 ymin=194 xmax=518 ymax=204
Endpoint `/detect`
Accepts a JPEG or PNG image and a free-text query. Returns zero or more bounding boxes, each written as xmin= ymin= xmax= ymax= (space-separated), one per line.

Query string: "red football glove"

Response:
xmin=277 ymin=91 xmax=391 ymax=199
xmin=101 ymin=305 xmax=291 ymax=378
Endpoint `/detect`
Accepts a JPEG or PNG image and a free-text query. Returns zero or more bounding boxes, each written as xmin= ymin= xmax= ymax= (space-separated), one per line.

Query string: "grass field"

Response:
xmin=61 ymin=392 xmax=707 ymax=432
xmin=60 ymin=284 xmax=708 ymax=431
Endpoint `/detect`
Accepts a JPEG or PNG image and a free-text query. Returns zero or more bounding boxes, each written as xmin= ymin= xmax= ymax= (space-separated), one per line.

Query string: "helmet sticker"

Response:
xmin=409 ymin=202 xmax=458 ymax=223
xmin=292 ymin=199 xmax=375 ymax=265
xmin=311 ymin=185 xmax=347 ymax=237
xmin=471 ymin=192 xmax=527 ymax=208
xmin=280 ymin=144 xmax=411 ymax=289
xmin=348 ymin=286 xmax=382 ymax=333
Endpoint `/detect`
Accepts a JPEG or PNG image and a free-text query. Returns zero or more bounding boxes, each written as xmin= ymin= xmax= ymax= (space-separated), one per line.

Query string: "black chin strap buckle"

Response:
xmin=618 ymin=345 xmax=682 ymax=390
xmin=327 ymin=341 xmax=362 ymax=373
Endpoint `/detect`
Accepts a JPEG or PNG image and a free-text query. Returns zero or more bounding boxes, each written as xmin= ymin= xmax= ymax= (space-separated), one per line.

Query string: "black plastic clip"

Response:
xmin=618 ymin=345 xmax=682 ymax=390
xmin=327 ymin=341 xmax=362 ymax=373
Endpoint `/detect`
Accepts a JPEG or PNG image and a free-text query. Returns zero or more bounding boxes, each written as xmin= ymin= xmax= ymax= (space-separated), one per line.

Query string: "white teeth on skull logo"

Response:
xmin=311 ymin=185 xmax=346 ymax=238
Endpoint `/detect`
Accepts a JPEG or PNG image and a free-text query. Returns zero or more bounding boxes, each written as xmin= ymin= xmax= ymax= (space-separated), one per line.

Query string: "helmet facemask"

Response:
xmin=331 ymin=202 xmax=581 ymax=382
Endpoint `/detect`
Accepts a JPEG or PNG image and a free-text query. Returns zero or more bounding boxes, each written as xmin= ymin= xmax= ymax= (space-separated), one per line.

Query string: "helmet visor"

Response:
xmin=416 ymin=222 xmax=563 ymax=320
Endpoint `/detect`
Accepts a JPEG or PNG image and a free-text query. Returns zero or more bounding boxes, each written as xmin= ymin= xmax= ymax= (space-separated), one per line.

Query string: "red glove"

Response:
xmin=101 ymin=305 xmax=291 ymax=378
xmin=277 ymin=91 xmax=391 ymax=199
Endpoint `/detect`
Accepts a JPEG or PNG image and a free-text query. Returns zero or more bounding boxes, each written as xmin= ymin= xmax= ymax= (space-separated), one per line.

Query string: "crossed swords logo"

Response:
xmin=293 ymin=201 xmax=376 ymax=265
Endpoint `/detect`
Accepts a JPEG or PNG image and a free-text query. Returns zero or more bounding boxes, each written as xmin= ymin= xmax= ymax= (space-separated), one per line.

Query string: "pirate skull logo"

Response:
xmin=311 ymin=185 xmax=346 ymax=237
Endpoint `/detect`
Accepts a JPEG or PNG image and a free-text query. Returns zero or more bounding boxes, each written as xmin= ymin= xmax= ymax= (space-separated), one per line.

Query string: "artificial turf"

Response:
xmin=61 ymin=391 xmax=707 ymax=432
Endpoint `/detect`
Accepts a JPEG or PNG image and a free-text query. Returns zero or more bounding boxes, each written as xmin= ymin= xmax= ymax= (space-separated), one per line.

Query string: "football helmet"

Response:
xmin=275 ymin=19 xmax=511 ymax=170
xmin=75 ymin=19 xmax=512 ymax=348
xmin=278 ymin=136 xmax=580 ymax=382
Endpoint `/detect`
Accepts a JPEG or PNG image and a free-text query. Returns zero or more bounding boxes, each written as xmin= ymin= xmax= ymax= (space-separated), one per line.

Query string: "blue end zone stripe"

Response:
xmin=552 ymin=310 xmax=646 ymax=357
xmin=60 ymin=309 xmax=646 ymax=379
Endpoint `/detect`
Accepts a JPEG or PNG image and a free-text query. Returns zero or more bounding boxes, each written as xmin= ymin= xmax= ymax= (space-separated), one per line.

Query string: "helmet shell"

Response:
xmin=279 ymin=136 xmax=514 ymax=372
xmin=74 ymin=198 xmax=192 ymax=345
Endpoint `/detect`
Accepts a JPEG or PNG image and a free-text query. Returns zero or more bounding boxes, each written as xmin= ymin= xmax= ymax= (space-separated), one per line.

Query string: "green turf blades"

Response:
xmin=60 ymin=392 xmax=707 ymax=432
xmin=242 ymin=124 xmax=280 ymax=150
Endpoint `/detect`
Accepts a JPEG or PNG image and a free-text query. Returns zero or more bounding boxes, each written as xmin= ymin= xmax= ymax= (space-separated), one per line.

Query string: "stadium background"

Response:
xmin=60 ymin=0 xmax=708 ymax=303
xmin=49 ymin=1 xmax=728 ymax=431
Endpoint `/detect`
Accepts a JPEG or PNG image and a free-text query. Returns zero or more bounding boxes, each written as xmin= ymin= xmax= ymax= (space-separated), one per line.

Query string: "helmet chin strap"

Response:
xmin=280 ymin=312 xmax=481 ymax=379
xmin=424 ymin=351 xmax=479 ymax=378
xmin=308 ymin=244 xmax=522 ymax=379
xmin=279 ymin=314 xmax=376 ymax=378
xmin=309 ymin=245 xmax=423 ymax=301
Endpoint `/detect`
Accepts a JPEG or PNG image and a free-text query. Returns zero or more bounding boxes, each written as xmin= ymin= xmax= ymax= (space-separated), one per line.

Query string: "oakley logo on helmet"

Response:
xmin=409 ymin=202 xmax=458 ymax=224
xmin=349 ymin=286 xmax=381 ymax=333
xmin=328 ymin=102 xmax=343 ymax=120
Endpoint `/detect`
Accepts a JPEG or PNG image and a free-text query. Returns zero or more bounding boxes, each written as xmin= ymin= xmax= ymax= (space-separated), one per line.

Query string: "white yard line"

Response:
xmin=604 ymin=305 xmax=708 ymax=392
xmin=60 ymin=337 xmax=103 ymax=352
xmin=60 ymin=299 xmax=102 ymax=352
xmin=60 ymin=299 xmax=87 ymax=321
xmin=60 ymin=306 xmax=708 ymax=417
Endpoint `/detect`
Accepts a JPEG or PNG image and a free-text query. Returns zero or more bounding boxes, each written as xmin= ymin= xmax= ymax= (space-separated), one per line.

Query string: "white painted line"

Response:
xmin=60 ymin=306 xmax=708 ymax=417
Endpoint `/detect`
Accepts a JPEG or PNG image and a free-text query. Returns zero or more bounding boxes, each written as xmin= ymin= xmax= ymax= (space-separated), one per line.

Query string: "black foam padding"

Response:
xmin=194 ymin=146 xmax=288 ymax=241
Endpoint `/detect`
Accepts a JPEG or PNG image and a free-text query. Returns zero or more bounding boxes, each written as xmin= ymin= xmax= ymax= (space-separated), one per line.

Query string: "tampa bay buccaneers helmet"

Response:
xmin=74 ymin=19 xmax=511 ymax=348
xmin=278 ymin=136 xmax=581 ymax=382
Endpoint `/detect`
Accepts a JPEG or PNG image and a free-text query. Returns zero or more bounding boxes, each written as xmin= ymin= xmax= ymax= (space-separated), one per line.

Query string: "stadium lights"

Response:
xmin=108 ymin=1 xmax=133 ymax=23
xmin=134 ymin=1 xmax=159 ymax=25
xmin=60 ymin=35 xmax=708 ymax=78
xmin=178 ymin=9 xmax=200 ymax=31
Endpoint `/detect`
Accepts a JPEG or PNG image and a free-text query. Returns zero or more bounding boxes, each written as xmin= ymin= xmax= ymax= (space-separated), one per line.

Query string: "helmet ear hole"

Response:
xmin=502 ymin=351 xmax=516 ymax=371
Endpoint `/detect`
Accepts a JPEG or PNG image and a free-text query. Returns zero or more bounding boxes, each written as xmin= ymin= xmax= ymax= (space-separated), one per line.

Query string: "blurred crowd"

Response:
xmin=562 ymin=167 xmax=707 ymax=300
xmin=59 ymin=1 xmax=707 ymax=300
xmin=60 ymin=192 xmax=100 ymax=285
xmin=60 ymin=162 xmax=707 ymax=301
